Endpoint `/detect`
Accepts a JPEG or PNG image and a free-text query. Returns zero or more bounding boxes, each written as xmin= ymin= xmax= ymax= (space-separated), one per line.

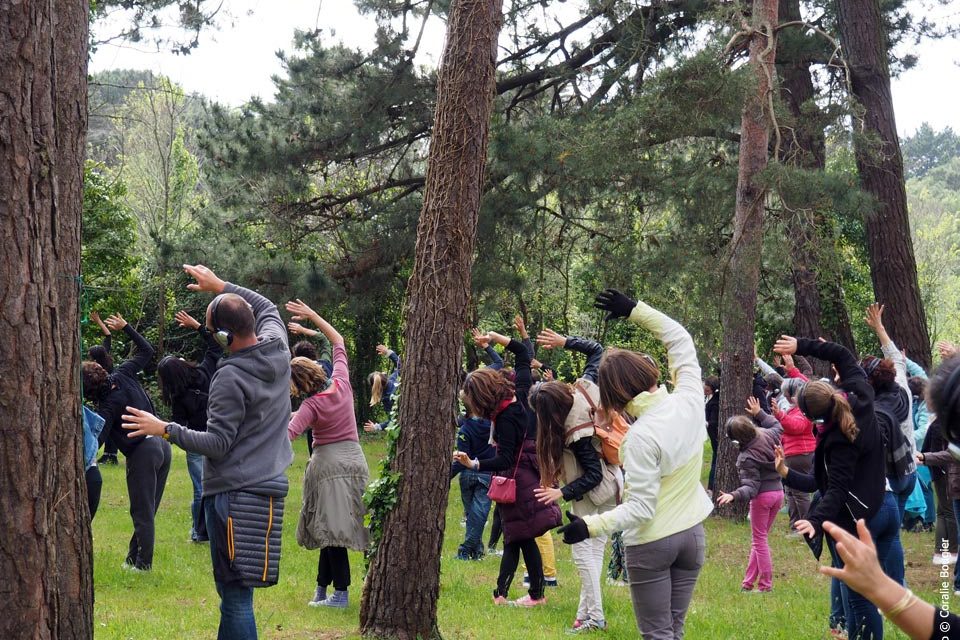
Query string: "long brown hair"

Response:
xmin=291 ymin=357 xmax=328 ymax=398
xmin=799 ymin=380 xmax=859 ymax=442
xmin=530 ymin=382 xmax=575 ymax=486
xmin=598 ymin=348 xmax=660 ymax=413
xmin=462 ymin=368 xmax=515 ymax=419
xmin=368 ymin=372 xmax=387 ymax=406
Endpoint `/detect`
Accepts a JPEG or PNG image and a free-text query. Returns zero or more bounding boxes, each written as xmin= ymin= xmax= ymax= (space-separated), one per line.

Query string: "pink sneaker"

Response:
xmin=492 ymin=594 xmax=509 ymax=606
xmin=512 ymin=595 xmax=546 ymax=607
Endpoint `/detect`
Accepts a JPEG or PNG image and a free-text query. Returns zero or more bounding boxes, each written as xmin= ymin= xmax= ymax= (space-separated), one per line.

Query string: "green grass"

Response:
xmin=93 ymin=440 xmax=939 ymax=639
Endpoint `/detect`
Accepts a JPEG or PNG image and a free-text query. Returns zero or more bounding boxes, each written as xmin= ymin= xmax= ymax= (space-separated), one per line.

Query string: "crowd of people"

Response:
xmin=78 ymin=265 xmax=960 ymax=640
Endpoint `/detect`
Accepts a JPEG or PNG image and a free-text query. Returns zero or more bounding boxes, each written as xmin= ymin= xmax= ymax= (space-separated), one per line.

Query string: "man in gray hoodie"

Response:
xmin=123 ymin=264 xmax=293 ymax=640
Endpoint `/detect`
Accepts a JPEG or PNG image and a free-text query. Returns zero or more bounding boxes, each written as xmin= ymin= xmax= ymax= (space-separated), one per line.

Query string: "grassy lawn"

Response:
xmin=93 ymin=439 xmax=938 ymax=639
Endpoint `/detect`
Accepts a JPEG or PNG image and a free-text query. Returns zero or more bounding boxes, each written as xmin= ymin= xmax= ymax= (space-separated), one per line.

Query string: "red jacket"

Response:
xmin=773 ymin=405 xmax=816 ymax=456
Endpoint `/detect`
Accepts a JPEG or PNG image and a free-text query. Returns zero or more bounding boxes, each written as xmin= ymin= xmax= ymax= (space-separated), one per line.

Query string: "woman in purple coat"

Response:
xmin=454 ymin=330 xmax=561 ymax=607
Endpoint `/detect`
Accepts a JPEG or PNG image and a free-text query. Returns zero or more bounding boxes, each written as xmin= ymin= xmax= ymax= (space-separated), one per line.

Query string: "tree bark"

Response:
xmin=359 ymin=0 xmax=503 ymax=637
xmin=0 ymin=1 xmax=93 ymax=638
xmin=836 ymin=0 xmax=931 ymax=368
xmin=717 ymin=0 xmax=779 ymax=518
xmin=776 ymin=0 xmax=856 ymax=368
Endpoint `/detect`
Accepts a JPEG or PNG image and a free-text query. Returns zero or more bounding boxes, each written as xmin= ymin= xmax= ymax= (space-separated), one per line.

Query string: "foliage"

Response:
xmin=902 ymin=122 xmax=960 ymax=179
xmin=362 ymin=382 xmax=401 ymax=568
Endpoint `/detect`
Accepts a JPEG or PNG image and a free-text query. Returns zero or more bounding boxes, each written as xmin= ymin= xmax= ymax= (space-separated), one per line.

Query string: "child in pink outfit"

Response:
xmin=717 ymin=397 xmax=785 ymax=592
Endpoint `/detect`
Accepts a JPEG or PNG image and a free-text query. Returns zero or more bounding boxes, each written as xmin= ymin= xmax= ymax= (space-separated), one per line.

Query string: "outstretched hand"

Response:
xmin=773 ymin=335 xmax=798 ymax=356
xmin=90 ymin=310 xmax=110 ymax=335
xmin=175 ymin=310 xmax=201 ymax=330
xmin=557 ymin=511 xmax=590 ymax=545
xmin=104 ymin=314 xmax=127 ymax=332
xmin=183 ymin=264 xmax=226 ymax=294
xmin=513 ymin=315 xmax=528 ymax=339
xmin=745 ymin=396 xmax=761 ymax=417
xmin=122 ymin=406 xmax=167 ymax=438
xmin=864 ymin=303 xmax=885 ymax=332
xmin=938 ymin=341 xmax=957 ymax=361
xmin=716 ymin=492 xmax=734 ymax=506
xmin=376 ymin=344 xmax=389 ymax=356
xmin=594 ymin=289 xmax=636 ymax=321
xmin=288 ymin=321 xmax=314 ymax=336
xmin=285 ymin=299 xmax=320 ymax=325
xmin=819 ymin=520 xmax=885 ymax=597
xmin=773 ymin=445 xmax=788 ymax=478
xmin=537 ymin=328 xmax=566 ymax=350
xmin=471 ymin=328 xmax=491 ymax=349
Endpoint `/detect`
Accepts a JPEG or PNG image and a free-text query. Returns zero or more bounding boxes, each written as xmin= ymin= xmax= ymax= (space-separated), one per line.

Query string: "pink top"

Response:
xmin=288 ymin=344 xmax=359 ymax=446
xmin=773 ymin=405 xmax=816 ymax=456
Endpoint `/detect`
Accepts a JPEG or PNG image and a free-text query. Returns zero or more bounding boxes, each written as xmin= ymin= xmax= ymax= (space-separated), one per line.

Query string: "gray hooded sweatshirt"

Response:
xmin=731 ymin=411 xmax=784 ymax=503
xmin=167 ymin=283 xmax=294 ymax=496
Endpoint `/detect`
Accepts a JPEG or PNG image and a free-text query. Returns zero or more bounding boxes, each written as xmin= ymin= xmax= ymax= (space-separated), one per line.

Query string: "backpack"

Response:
xmin=875 ymin=406 xmax=914 ymax=479
xmin=565 ymin=380 xmax=629 ymax=467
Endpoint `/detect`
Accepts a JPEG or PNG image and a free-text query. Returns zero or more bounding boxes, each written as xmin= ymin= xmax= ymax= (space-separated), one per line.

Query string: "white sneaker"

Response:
xmin=947 ymin=552 xmax=958 ymax=565
xmin=934 ymin=554 xmax=946 ymax=565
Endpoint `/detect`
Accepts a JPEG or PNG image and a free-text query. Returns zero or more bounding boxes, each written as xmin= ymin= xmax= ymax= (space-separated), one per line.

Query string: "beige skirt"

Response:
xmin=296 ymin=440 xmax=370 ymax=551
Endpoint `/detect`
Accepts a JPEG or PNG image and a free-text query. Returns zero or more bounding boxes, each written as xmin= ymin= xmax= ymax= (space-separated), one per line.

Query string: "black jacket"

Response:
xmin=564 ymin=336 xmax=604 ymax=384
xmin=451 ymin=416 xmax=496 ymax=478
xmin=169 ymin=328 xmax=223 ymax=432
xmin=705 ymin=393 xmax=720 ymax=441
xmin=96 ymin=325 xmax=156 ymax=456
xmin=560 ymin=438 xmax=604 ymax=502
xmin=783 ymin=339 xmax=886 ymax=537
xmin=478 ymin=339 xmax=536 ymax=474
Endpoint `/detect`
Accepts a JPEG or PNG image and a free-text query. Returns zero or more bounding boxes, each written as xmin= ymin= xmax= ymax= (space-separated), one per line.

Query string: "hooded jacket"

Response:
xmin=730 ymin=411 xmax=784 ymax=502
xmin=168 ymin=283 xmax=294 ymax=496
xmin=451 ymin=415 xmax=496 ymax=478
xmin=773 ymin=405 xmax=816 ymax=457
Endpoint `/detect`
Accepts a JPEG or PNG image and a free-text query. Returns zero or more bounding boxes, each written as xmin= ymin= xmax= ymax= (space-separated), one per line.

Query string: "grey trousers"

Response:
xmin=625 ymin=522 xmax=705 ymax=640
xmin=784 ymin=452 xmax=814 ymax=527
xmin=934 ymin=476 xmax=958 ymax=555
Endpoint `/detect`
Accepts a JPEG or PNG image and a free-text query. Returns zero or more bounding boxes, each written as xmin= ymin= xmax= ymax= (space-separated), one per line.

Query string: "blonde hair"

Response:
xmin=368 ymin=372 xmax=386 ymax=407
xmin=291 ymin=357 xmax=328 ymax=398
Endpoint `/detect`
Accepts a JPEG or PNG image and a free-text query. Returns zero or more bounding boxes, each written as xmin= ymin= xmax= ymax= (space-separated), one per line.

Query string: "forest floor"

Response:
xmin=93 ymin=438 xmax=941 ymax=639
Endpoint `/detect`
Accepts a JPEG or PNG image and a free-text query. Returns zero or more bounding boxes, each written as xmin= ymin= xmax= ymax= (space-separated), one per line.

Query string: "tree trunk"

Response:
xmin=359 ymin=0 xmax=503 ymax=637
xmin=0 ymin=1 xmax=93 ymax=638
xmin=836 ymin=0 xmax=931 ymax=368
xmin=776 ymin=0 xmax=856 ymax=370
xmin=717 ymin=0 xmax=779 ymax=518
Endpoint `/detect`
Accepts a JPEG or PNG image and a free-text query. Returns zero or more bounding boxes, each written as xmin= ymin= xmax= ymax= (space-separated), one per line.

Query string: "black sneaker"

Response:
xmin=98 ymin=453 xmax=118 ymax=465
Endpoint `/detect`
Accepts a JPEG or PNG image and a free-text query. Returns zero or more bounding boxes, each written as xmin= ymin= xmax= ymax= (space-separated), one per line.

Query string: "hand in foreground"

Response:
xmin=363 ymin=421 xmax=380 ymax=433
xmin=794 ymin=519 xmax=816 ymax=539
xmin=104 ymin=313 xmax=128 ymax=332
xmin=716 ymin=492 xmax=734 ymax=506
xmin=183 ymin=264 xmax=226 ymax=294
xmin=938 ymin=341 xmax=957 ymax=361
xmin=536 ymin=328 xmax=566 ymax=350
xmin=594 ymin=288 xmax=636 ymax=321
xmin=471 ymin=328 xmax=490 ymax=349
xmin=286 ymin=299 xmax=320 ymax=325
xmin=452 ymin=451 xmax=473 ymax=468
xmin=122 ymin=407 xmax=167 ymax=438
xmin=557 ymin=511 xmax=590 ymax=544
xmin=534 ymin=486 xmax=563 ymax=505
xmin=819 ymin=520 xmax=885 ymax=597
xmin=773 ymin=335 xmax=798 ymax=356
xmin=175 ymin=310 xmax=201 ymax=330
xmin=745 ymin=396 xmax=761 ymax=417
xmin=773 ymin=445 xmax=788 ymax=478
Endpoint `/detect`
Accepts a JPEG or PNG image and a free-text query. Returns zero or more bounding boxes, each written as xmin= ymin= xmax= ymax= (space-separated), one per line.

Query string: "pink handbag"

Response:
xmin=487 ymin=448 xmax=522 ymax=504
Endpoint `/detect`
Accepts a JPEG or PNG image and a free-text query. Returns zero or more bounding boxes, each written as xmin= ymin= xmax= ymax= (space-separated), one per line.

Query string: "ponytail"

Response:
xmin=832 ymin=393 xmax=859 ymax=442
xmin=369 ymin=372 xmax=385 ymax=407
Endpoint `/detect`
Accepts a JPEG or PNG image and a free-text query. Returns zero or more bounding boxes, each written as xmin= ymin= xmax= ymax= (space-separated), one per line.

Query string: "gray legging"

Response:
xmin=934 ymin=476 xmax=958 ymax=555
xmin=625 ymin=523 xmax=706 ymax=639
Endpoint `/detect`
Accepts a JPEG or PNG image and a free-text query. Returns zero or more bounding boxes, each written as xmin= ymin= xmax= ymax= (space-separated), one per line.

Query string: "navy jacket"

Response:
xmin=451 ymin=416 xmax=496 ymax=478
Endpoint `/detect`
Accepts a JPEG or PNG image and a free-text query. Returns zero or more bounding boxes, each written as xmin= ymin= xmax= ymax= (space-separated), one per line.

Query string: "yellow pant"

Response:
xmin=522 ymin=532 xmax=556 ymax=579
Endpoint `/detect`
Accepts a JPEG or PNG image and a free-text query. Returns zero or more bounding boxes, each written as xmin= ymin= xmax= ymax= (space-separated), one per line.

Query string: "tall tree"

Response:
xmin=359 ymin=0 xmax=503 ymax=636
xmin=0 ymin=1 xmax=92 ymax=637
xmin=836 ymin=0 xmax=931 ymax=367
xmin=717 ymin=0 xmax=780 ymax=517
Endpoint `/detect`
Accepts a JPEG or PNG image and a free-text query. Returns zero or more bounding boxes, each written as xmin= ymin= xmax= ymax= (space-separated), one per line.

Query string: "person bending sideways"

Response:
xmin=123 ymin=265 xmax=293 ymax=640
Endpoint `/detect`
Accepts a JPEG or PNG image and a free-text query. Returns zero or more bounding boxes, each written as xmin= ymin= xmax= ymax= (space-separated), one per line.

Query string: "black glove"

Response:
xmin=594 ymin=288 xmax=637 ymax=321
xmin=557 ymin=511 xmax=590 ymax=545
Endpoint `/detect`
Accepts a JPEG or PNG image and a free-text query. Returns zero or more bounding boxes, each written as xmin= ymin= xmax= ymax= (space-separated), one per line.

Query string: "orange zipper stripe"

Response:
xmin=262 ymin=497 xmax=274 ymax=582
xmin=227 ymin=516 xmax=235 ymax=561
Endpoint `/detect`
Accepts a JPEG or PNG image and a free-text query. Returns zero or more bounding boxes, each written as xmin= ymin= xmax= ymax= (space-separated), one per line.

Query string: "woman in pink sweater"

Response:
xmin=771 ymin=362 xmax=816 ymax=532
xmin=286 ymin=299 xmax=369 ymax=610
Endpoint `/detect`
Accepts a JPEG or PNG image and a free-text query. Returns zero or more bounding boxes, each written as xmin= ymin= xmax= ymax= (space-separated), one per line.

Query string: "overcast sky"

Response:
xmin=89 ymin=0 xmax=959 ymax=137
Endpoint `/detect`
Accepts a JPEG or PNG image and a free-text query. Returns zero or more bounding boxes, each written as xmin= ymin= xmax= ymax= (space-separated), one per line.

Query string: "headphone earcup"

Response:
xmin=214 ymin=330 xmax=233 ymax=348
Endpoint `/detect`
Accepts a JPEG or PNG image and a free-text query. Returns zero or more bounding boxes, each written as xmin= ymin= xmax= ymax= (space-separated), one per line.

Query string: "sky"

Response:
xmin=89 ymin=0 xmax=960 ymax=138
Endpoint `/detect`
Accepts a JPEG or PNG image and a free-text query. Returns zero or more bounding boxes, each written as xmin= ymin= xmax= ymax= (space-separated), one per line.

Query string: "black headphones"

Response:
xmin=209 ymin=295 xmax=233 ymax=348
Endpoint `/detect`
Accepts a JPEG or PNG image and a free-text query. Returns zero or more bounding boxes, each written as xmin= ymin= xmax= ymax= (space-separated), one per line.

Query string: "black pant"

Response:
xmin=317 ymin=546 xmax=350 ymax=590
xmin=306 ymin=428 xmax=314 ymax=457
xmin=488 ymin=506 xmax=502 ymax=548
xmin=497 ymin=537 xmax=543 ymax=599
xmin=103 ymin=439 xmax=119 ymax=457
xmin=86 ymin=465 xmax=103 ymax=519
xmin=125 ymin=437 xmax=172 ymax=569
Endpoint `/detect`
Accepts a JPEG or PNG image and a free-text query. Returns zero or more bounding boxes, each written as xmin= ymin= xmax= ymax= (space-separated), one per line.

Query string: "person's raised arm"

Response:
xmin=286 ymin=299 xmax=343 ymax=345
xmin=539 ymin=328 xmax=604 ymax=383
xmin=472 ymin=328 xmax=503 ymax=370
xmin=91 ymin=311 xmax=111 ymax=353
xmin=905 ymin=357 xmax=927 ymax=381
xmin=489 ymin=330 xmax=532 ymax=405
xmin=595 ymin=289 xmax=701 ymax=397
xmin=378 ymin=344 xmax=401 ymax=374
xmin=776 ymin=336 xmax=871 ymax=401
xmin=106 ymin=314 xmax=154 ymax=377
xmin=866 ymin=303 xmax=910 ymax=392
xmin=184 ymin=264 xmax=286 ymax=346
xmin=175 ymin=310 xmax=222 ymax=382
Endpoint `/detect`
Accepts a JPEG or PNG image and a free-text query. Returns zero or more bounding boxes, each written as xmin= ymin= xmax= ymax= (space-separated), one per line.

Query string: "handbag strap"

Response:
xmin=508 ymin=440 xmax=525 ymax=479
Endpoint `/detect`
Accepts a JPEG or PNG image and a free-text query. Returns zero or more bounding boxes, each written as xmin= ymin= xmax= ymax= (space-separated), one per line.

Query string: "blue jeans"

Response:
xmin=888 ymin=472 xmax=917 ymax=525
xmin=205 ymin=499 xmax=257 ymax=640
xmin=873 ymin=491 xmax=904 ymax=587
xmin=458 ymin=470 xmax=492 ymax=559
xmin=187 ymin=451 xmax=203 ymax=540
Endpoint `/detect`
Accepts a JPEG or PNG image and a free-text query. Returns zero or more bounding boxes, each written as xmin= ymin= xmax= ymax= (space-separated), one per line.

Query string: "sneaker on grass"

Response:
xmin=308 ymin=586 xmax=326 ymax=607
xmin=512 ymin=594 xmax=546 ymax=608
xmin=568 ymin=618 xmax=607 ymax=634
